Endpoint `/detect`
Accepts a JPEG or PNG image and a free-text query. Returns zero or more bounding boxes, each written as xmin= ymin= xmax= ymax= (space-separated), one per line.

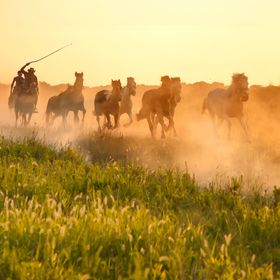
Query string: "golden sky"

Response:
xmin=1 ymin=0 xmax=280 ymax=86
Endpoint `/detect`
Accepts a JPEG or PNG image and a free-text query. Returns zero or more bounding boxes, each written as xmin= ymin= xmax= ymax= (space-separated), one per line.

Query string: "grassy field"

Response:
xmin=0 ymin=135 xmax=279 ymax=279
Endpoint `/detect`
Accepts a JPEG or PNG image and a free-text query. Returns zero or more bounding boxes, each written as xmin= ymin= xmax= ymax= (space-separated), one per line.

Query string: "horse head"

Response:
xmin=74 ymin=72 xmax=84 ymax=91
xmin=127 ymin=77 xmax=136 ymax=96
xmin=170 ymin=77 xmax=182 ymax=103
xmin=231 ymin=73 xmax=249 ymax=102
xmin=161 ymin=75 xmax=172 ymax=88
xmin=111 ymin=79 xmax=122 ymax=101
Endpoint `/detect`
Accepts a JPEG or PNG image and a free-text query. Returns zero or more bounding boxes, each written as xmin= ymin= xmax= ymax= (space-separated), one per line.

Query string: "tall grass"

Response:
xmin=0 ymin=136 xmax=279 ymax=279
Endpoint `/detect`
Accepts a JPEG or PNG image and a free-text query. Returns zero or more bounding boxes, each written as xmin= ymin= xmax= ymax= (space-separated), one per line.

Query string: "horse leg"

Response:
xmin=96 ymin=116 xmax=102 ymax=132
xmin=15 ymin=110 xmax=19 ymax=127
xmin=117 ymin=111 xmax=121 ymax=127
xmin=152 ymin=113 xmax=158 ymax=136
xmin=157 ymin=113 xmax=166 ymax=139
xmin=49 ymin=113 xmax=56 ymax=127
xmin=82 ymin=110 xmax=86 ymax=122
xmin=74 ymin=111 xmax=79 ymax=126
xmin=102 ymin=115 xmax=107 ymax=129
xmin=124 ymin=111 xmax=133 ymax=127
xmin=78 ymin=111 xmax=85 ymax=129
xmin=23 ymin=114 xmax=27 ymax=127
xmin=239 ymin=116 xmax=250 ymax=142
xmin=168 ymin=117 xmax=177 ymax=137
xmin=27 ymin=113 xmax=32 ymax=125
xmin=106 ymin=114 xmax=112 ymax=129
xmin=113 ymin=114 xmax=119 ymax=129
xmin=48 ymin=113 xmax=57 ymax=126
xmin=20 ymin=113 xmax=24 ymax=126
xmin=146 ymin=115 xmax=155 ymax=138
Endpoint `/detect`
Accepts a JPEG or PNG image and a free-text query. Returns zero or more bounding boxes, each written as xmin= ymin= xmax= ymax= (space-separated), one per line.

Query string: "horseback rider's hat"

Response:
xmin=28 ymin=68 xmax=35 ymax=73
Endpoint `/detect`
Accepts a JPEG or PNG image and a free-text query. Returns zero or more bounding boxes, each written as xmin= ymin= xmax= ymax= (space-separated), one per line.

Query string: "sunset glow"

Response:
xmin=1 ymin=0 xmax=280 ymax=86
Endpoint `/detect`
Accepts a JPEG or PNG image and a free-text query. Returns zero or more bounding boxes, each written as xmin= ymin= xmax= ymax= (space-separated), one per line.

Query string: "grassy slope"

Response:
xmin=0 ymin=137 xmax=279 ymax=279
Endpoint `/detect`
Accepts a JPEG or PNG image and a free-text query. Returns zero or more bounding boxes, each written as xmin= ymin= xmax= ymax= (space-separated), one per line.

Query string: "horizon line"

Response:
xmin=1 ymin=80 xmax=278 ymax=88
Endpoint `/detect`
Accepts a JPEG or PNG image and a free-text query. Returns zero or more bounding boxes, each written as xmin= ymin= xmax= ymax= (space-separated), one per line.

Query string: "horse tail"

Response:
xmin=46 ymin=98 xmax=53 ymax=125
xmin=8 ymin=93 xmax=15 ymax=111
xmin=202 ymin=98 xmax=208 ymax=114
xmin=93 ymin=100 xmax=97 ymax=115
xmin=93 ymin=102 xmax=98 ymax=116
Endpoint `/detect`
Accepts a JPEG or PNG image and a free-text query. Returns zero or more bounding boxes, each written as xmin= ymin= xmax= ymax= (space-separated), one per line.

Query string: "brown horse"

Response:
xmin=152 ymin=77 xmax=182 ymax=137
xmin=14 ymin=83 xmax=37 ymax=127
xmin=202 ymin=73 xmax=249 ymax=140
xmin=94 ymin=80 xmax=122 ymax=131
xmin=46 ymin=72 xmax=86 ymax=126
xmin=137 ymin=76 xmax=172 ymax=138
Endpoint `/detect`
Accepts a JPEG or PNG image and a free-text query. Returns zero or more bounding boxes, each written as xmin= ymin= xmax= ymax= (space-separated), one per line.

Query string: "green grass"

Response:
xmin=0 ymin=136 xmax=279 ymax=279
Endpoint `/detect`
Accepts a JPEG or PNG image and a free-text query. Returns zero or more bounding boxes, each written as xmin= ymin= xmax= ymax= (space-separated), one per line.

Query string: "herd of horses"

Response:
xmin=10 ymin=72 xmax=250 ymax=140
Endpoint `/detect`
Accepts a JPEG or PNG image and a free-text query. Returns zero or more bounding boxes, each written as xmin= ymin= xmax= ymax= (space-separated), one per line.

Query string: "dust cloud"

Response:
xmin=0 ymin=80 xmax=279 ymax=190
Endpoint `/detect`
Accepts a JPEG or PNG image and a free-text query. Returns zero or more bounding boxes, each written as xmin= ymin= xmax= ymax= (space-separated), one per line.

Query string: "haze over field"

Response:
xmin=1 ymin=79 xmax=280 ymax=189
xmin=1 ymin=0 xmax=280 ymax=189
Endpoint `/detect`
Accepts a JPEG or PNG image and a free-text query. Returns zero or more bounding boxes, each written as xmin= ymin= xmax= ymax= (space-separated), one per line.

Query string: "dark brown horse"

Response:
xmin=46 ymin=72 xmax=86 ymax=126
xmin=202 ymin=73 xmax=249 ymax=140
xmin=153 ymin=77 xmax=182 ymax=137
xmin=14 ymin=83 xmax=38 ymax=127
xmin=94 ymin=80 xmax=122 ymax=131
xmin=137 ymin=76 xmax=172 ymax=138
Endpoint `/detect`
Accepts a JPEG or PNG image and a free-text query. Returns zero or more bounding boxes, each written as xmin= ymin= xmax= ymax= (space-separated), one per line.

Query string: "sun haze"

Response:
xmin=1 ymin=0 xmax=280 ymax=86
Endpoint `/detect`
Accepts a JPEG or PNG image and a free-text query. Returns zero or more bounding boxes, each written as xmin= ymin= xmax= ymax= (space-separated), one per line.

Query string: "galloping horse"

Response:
xmin=46 ymin=72 xmax=86 ymax=126
xmin=118 ymin=77 xmax=137 ymax=126
xmin=202 ymin=73 xmax=249 ymax=140
xmin=153 ymin=77 xmax=182 ymax=137
xmin=14 ymin=82 xmax=37 ymax=127
xmin=94 ymin=80 xmax=122 ymax=131
xmin=137 ymin=76 xmax=172 ymax=138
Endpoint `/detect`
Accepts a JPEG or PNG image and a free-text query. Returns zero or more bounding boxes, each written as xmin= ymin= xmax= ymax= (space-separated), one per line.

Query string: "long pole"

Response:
xmin=24 ymin=43 xmax=72 ymax=65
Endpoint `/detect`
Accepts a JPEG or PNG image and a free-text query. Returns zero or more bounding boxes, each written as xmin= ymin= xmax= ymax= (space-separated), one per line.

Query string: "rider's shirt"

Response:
xmin=13 ymin=76 xmax=25 ymax=89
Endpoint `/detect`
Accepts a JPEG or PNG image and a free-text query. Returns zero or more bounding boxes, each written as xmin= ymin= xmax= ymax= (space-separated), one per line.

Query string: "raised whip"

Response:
xmin=22 ymin=43 xmax=72 ymax=67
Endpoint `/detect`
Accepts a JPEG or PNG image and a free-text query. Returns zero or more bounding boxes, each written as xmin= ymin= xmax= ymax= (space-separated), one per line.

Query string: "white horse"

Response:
xmin=202 ymin=73 xmax=249 ymax=140
xmin=118 ymin=77 xmax=136 ymax=126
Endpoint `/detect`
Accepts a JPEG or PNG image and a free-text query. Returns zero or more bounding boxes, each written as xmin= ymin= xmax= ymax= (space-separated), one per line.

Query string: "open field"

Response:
xmin=2 ymin=0 xmax=280 ymax=278
xmin=1 ymin=80 xmax=280 ymax=187
xmin=0 ymin=81 xmax=280 ymax=278
xmin=0 ymin=136 xmax=280 ymax=279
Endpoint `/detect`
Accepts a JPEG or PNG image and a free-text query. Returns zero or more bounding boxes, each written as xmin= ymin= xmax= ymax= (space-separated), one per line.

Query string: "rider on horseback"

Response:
xmin=20 ymin=63 xmax=39 ymax=112
xmin=10 ymin=71 xmax=25 ymax=97
xmin=8 ymin=71 xmax=25 ymax=109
